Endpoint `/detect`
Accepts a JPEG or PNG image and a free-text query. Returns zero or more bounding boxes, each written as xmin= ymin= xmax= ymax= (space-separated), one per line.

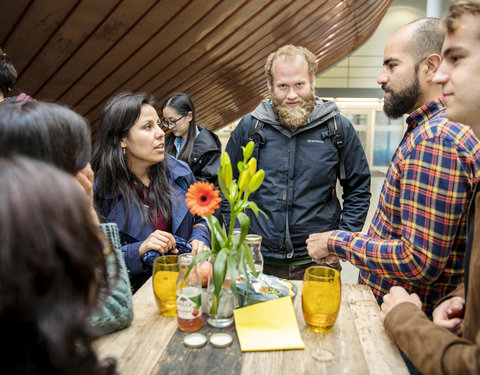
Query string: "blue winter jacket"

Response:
xmin=222 ymin=98 xmax=371 ymax=260
xmin=96 ymin=155 xmax=210 ymax=292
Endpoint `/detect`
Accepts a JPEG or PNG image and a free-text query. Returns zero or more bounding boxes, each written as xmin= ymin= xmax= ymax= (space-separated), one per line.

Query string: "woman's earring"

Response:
xmin=122 ymin=148 xmax=126 ymax=155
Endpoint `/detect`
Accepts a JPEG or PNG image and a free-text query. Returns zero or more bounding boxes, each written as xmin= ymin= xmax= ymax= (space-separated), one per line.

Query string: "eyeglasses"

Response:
xmin=161 ymin=115 xmax=185 ymax=129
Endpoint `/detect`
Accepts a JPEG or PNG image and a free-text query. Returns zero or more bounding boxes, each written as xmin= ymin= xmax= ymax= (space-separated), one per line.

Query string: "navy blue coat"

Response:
xmin=222 ymin=98 xmax=371 ymax=260
xmin=96 ymin=155 xmax=210 ymax=292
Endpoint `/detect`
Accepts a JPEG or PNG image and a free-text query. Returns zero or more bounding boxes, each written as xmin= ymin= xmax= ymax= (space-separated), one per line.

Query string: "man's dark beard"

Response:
xmin=271 ymin=91 xmax=315 ymax=131
xmin=383 ymin=72 xmax=421 ymax=119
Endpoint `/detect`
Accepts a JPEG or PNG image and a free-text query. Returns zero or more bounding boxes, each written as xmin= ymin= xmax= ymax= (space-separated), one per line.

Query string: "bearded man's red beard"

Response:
xmin=271 ymin=90 xmax=315 ymax=131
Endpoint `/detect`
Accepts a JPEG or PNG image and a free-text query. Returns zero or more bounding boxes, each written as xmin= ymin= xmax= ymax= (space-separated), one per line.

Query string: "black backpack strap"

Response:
xmin=326 ymin=114 xmax=346 ymax=180
xmin=247 ymin=118 xmax=266 ymax=159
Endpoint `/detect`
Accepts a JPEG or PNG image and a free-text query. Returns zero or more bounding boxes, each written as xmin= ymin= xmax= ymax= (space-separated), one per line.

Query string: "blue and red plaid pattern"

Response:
xmin=329 ymin=99 xmax=480 ymax=315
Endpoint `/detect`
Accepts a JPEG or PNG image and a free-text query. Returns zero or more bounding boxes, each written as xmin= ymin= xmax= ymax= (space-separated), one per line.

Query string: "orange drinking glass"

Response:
xmin=302 ymin=266 xmax=341 ymax=332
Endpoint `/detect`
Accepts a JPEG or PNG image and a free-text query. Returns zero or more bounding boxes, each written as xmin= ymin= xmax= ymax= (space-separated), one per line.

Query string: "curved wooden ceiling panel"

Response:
xmin=1 ymin=0 xmax=391 ymax=131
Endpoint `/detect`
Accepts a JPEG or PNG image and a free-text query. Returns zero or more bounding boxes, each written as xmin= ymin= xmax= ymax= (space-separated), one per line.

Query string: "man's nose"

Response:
xmin=377 ymin=69 xmax=388 ymax=86
xmin=286 ymin=86 xmax=297 ymax=100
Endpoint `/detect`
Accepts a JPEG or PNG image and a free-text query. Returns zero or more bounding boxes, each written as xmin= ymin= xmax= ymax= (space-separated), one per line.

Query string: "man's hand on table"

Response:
xmin=380 ymin=286 xmax=422 ymax=322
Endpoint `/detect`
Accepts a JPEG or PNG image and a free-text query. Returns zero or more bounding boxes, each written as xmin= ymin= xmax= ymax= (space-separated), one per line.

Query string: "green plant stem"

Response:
xmin=207 ymin=215 xmax=216 ymax=253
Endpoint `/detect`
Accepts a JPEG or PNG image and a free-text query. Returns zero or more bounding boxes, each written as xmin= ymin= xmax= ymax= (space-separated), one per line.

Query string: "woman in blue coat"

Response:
xmin=92 ymin=92 xmax=210 ymax=292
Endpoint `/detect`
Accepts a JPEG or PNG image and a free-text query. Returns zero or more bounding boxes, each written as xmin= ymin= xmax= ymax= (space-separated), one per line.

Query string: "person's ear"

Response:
xmin=120 ymin=137 xmax=127 ymax=148
xmin=424 ymin=54 xmax=442 ymax=81
xmin=187 ymin=111 xmax=193 ymax=122
xmin=267 ymin=79 xmax=272 ymax=92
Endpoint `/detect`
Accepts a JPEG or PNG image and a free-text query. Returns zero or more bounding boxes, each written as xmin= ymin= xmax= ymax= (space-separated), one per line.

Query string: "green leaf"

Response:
xmin=237 ymin=245 xmax=249 ymax=285
xmin=227 ymin=254 xmax=238 ymax=298
xmin=242 ymin=201 xmax=267 ymax=218
xmin=236 ymin=212 xmax=250 ymax=244
xmin=213 ymin=249 xmax=228 ymax=302
xmin=210 ymin=215 xmax=227 ymax=249
xmin=242 ymin=241 xmax=257 ymax=276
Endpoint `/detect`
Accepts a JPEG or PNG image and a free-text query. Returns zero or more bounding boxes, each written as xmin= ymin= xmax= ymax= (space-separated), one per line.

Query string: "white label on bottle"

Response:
xmin=177 ymin=286 xmax=202 ymax=319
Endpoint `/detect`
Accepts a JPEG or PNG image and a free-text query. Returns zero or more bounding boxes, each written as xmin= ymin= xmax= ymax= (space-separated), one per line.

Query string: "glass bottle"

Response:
xmin=245 ymin=234 xmax=263 ymax=273
xmin=176 ymin=254 xmax=203 ymax=332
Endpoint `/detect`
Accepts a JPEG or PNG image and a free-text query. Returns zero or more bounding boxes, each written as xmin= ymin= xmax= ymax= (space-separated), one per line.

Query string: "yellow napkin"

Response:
xmin=234 ymin=297 xmax=305 ymax=351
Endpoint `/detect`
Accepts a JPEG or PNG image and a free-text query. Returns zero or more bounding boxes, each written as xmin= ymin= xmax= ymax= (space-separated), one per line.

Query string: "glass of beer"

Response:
xmin=302 ymin=266 xmax=341 ymax=332
xmin=153 ymin=255 xmax=179 ymax=316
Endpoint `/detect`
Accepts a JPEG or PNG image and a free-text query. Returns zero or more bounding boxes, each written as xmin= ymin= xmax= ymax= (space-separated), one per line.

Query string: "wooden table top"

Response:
xmin=95 ymin=278 xmax=408 ymax=375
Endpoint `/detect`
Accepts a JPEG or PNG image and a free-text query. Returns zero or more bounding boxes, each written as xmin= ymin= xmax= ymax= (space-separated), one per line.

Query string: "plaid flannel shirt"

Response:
xmin=328 ymin=99 xmax=480 ymax=315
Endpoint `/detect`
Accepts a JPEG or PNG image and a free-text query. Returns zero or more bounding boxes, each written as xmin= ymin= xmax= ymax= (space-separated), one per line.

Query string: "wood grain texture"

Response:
xmin=95 ymin=279 xmax=408 ymax=375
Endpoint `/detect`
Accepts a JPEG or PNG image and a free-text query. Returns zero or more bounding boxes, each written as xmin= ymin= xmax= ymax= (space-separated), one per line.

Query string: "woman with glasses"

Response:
xmin=92 ymin=92 xmax=210 ymax=292
xmin=161 ymin=92 xmax=222 ymax=184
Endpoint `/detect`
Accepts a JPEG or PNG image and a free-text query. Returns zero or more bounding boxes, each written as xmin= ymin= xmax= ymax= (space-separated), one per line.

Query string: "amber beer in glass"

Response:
xmin=302 ymin=266 xmax=341 ymax=332
xmin=153 ymin=255 xmax=179 ymax=316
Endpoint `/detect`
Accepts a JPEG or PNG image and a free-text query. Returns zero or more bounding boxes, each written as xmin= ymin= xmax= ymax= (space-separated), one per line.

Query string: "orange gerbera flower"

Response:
xmin=185 ymin=181 xmax=222 ymax=216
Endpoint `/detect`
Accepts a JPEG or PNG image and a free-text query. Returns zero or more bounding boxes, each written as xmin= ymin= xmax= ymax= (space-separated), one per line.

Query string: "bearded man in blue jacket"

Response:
xmin=223 ymin=45 xmax=371 ymax=280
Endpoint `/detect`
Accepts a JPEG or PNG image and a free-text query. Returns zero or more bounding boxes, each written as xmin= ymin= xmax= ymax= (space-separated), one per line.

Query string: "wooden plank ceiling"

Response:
xmin=0 ymin=0 xmax=391 ymax=131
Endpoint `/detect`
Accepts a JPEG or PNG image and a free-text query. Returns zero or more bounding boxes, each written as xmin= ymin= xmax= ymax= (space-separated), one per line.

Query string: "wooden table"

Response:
xmin=95 ymin=279 xmax=408 ymax=375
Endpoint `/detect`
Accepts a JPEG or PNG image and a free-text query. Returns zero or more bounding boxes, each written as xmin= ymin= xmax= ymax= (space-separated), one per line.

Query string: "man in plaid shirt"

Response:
xmin=307 ymin=18 xmax=480 ymax=316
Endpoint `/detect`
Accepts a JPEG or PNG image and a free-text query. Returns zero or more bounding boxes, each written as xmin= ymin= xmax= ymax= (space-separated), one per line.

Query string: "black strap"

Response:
xmin=248 ymin=119 xmax=266 ymax=160
xmin=325 ymin=114 xmax=346 ymax=180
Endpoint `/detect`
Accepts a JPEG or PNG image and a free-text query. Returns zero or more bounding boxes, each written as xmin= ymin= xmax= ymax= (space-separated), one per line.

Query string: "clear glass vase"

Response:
xmin=206 ymin=278 xmax=235 ymax=328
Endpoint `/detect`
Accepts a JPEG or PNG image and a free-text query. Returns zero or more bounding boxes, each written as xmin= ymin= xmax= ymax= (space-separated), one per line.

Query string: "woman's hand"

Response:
xmin=139 ymin=230 xmax=176 ymax=258
xmin=74 ymin=163 xmax=100 ymax=225
xmin=190 ymin=240 xmax=210 ymax=255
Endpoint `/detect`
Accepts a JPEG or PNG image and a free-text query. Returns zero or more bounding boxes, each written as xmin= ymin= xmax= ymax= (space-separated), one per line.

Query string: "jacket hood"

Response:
xmin=250 ymin=97 xmax=339 ymax=131
xmin=193 ymin=126 xmax=222 ymax=155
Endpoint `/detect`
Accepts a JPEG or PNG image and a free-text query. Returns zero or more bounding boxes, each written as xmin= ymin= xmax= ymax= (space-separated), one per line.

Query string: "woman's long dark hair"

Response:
xmin=161 ymin=92 xmax=197 ymax=165
xmin=92 ymin=92 xmax=172 ymax=225
xmin=0 ymin=101 xmax=91 ymax=174
xmin=0 ymin=157 xmax=115 ymax=374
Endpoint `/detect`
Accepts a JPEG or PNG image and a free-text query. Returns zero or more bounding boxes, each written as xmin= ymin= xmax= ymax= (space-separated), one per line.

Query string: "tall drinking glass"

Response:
xmin=245 ymin=234 xmax=263 ymax=273
xmin=302 ymin=266 xmax=341 ymax=332
xmin=153 ymin=255 xmax=179 ymax=316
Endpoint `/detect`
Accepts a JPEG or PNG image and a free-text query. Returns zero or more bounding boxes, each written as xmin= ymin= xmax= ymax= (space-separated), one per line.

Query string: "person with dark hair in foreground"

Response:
xmin=0 ymin=101 xmax=133 ymax=334
xmin=380 ymin=2 xmax=480 ymax=373
xmin=0 ymin=156 xmax=116 ymax=374
xmin=92 ymin=92 xmax=210 ymax=292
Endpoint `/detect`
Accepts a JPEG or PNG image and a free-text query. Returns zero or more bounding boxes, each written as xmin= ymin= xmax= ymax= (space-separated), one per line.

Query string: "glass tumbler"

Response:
xmin=245 ymin=234 xmax=263 ymax=273
xmin=302 ymin=266 xmax=341 ymax=332
xmin=152 ymin=255 xmax=179 ymax=316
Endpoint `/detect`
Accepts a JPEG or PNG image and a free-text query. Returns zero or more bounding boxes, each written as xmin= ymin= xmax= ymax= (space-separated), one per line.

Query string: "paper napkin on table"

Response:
xmin=234 ymin=296 xmax=305 ymax=351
